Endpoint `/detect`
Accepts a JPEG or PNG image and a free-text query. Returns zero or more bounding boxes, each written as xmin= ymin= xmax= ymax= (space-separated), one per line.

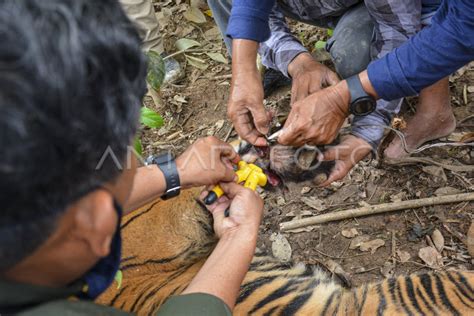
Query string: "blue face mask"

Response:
xmin=77 ymin=199 xmax=122 ymax=300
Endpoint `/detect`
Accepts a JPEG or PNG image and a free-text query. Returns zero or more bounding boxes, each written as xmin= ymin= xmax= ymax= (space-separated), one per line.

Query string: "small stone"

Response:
xmin=271 ymin=233 xmax=292 ymax=262
xmin=276 ymin=196 xmax=286 ymax=206
xmin=396 ymin=250 xmax=411 ymax=263
xmin=467 ymin=86 xmax=474 ymax=93
xmin=301 ymin=187 xmax=312 ymax=194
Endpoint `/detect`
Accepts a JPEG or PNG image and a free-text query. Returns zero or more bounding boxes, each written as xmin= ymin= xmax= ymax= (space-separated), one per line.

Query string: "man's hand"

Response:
xmin=228 ymin=39 xmax=270 ymax=146
xmin=319 ymin=135 xmax=372 ymax=186
xmin=176 ymin=136 xmax=239 ymax=188
xmin=278 ymin=82 xmax=350 ymax=146
xmin=288 ymin=53 xmax=339 ymax=104
xmin=202 ymin=182 xmax=263 ymax=239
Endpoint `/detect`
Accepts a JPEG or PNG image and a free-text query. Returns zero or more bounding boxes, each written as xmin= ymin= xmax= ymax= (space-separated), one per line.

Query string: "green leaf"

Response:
xmin=327 ymin=29 xmax=334 ymax=37
xmin=146 ymin=51 xmax=165 ymax=91
xmin=183 ymin=6 xmax=207 ymax=24
xmin=314 ymin=40 xmax=327 ymax=50
xmin=134 ymin=137 xmax=143 ymax=156
xmin=175 ymin=38 xmax=201 ymax=51
xmin=141 ymin=107 xmax=164 ymax=128
xmin=186 ymin=54 xmax=208 ymax=70
xmin=114 ymin=270 xmax=123 ymax=289
xmin=206 ymin=52 xmax=228 ymax=64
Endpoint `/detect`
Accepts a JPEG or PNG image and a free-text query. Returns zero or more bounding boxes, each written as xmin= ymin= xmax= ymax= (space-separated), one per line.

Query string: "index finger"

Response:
xmin=233 ymin=113 xmax=268 ymax=147
xmin=219 ymin=181 xmax=248 ymax=199
xmin=216 ymin=141 xmax=240 ymax=164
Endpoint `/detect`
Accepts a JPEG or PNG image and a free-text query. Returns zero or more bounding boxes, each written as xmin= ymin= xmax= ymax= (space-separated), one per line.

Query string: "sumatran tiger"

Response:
xmin=97 ymin=142 xmax=474 ymax=315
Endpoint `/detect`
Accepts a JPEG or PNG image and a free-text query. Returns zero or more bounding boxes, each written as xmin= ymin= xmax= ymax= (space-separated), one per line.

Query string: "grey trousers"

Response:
xmin=120 ymin=0 xmax=164 ymax=54
xmin=207 ymin=0 xmax=374 ymax=79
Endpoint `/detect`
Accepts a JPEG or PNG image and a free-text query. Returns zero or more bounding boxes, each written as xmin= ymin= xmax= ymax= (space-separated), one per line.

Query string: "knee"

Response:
xmin=328 ymin=38 xmax=371 ymax=79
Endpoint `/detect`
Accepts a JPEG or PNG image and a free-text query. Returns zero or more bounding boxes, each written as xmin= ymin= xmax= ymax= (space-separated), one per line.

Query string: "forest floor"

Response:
xmin=143 ymin=0 xmax=473 ymax=286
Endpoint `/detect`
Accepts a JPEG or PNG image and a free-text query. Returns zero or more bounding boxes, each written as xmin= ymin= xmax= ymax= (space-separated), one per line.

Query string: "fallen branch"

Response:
xmin=384 ymin=157 xmax=474 ymax=172
xmin=280 ymin=192 xmax=474 ymax=232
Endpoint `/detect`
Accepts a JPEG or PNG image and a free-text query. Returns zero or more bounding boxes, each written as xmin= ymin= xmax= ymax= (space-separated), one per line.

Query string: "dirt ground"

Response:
xmin=143 ymin=1 xmax=473 ymax=286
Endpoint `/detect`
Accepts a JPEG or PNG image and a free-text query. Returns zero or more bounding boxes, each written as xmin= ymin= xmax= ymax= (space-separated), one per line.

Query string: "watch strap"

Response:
xmin=152 ymin=153 xmax=181 ymax=200
xmin=346 ymin=74 xmax=367 ymax=103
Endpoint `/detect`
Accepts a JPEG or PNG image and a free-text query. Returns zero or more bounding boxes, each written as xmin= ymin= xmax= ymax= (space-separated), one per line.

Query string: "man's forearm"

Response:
xmin=182 ymin=230 xmax=257 ymax=310
xmin=232 ymin=39 xmax=259 ymax=75
xmin=123 ymin=165 xmax=167 ymax=214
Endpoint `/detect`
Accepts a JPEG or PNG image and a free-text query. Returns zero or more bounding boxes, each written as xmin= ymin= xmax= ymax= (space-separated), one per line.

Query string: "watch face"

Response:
xmin=351 ymin=97 xmax=376 ymax=116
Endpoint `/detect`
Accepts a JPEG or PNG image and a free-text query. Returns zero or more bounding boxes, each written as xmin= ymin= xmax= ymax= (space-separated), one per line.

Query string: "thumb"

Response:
xmin=249 ymin=105 xmax=269 ymax=135
xmin=219 ymin=181 xmax=243 ymax=199
xmin=327 ymin=71 xmax=340 ymax=86
xmin=322 ymin=146 xmax=339 ymax=161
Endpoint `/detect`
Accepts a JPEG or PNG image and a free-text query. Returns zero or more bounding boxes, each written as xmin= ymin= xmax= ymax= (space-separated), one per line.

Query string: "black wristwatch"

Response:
xmin=346 ymin=74 xmax=376 ymax=116
xmin=147 ymin=153 xmax=181 ymax=200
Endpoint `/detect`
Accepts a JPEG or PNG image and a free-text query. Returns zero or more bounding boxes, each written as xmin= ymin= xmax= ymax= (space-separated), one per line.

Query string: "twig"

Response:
xmin=314 ymin=249 xmax=367 ymax=260
xmin=210 ymin=74 xmax=232 ymax=80
xmin=152 ymin=126 xmax=206 ymax=146
xmin=280 ymin=192 xmax=474 ymax=232
xmin=384 ymin=156 xmax=474 ymax=172
xmin=164 ymin=48 xmax=221 ymax=60
xmin=224 ymin=125 xmax=234 ymax=142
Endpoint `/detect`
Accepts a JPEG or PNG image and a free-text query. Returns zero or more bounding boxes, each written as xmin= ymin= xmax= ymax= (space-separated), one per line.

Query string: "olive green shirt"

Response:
xmin=0 ymin=279 xmax=231 ymax=316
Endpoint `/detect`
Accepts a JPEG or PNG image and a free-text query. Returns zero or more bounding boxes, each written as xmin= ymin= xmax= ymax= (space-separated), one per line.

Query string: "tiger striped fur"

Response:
xmin=97 ymin=188 xmax=474 ymax=315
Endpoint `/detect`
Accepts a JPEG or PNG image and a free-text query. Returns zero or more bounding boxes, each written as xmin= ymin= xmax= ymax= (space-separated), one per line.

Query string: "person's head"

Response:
xmin=0 ymin=0 xmax=147 ymax=285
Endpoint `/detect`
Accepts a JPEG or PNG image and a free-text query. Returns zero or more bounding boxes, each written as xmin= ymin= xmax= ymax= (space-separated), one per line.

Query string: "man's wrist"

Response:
xmin=287 ymin=52 xmax=313 ymax=78
xmin=220 ymin=226 xmax=259 ymax=245
xmin=175 ymin=155 xmax=191 ymax=189
xmin=332 ymin=81 xmax=351 ymax=116
xmin=358 ymin=70 xmax=379 ymax=99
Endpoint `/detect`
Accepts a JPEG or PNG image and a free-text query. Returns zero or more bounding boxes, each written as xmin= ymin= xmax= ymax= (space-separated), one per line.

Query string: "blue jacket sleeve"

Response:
xmin=226 ymin=0 xmax=275 ymax=42
xmin=367 ymin=0 xmax=474 ymax=101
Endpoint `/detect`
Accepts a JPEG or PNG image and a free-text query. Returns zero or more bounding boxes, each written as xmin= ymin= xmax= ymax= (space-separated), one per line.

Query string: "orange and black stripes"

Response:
xmin=96 ymin=191 xmax=474 ymax=316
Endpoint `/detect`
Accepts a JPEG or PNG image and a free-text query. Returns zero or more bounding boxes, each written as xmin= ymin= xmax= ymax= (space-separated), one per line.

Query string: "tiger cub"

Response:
xmin=97 ymin=189 xmax=474 ymax=315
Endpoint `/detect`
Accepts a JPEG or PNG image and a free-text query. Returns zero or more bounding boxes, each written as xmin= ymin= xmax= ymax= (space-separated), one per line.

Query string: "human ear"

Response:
xmin=73 ymin=190 xmax=118 ymax=258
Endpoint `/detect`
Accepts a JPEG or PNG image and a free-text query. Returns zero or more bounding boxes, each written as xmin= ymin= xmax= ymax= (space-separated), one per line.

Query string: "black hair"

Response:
xmin=0 ymin=0 xmax=147 ymax=271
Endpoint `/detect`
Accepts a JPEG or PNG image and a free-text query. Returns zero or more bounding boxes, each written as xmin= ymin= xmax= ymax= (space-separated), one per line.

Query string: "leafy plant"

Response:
xmin=135 ymin=52 xmax=166 ymax=156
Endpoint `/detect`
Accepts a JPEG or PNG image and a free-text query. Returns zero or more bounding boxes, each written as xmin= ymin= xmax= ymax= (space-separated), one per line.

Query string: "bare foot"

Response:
xmin=384 ymin=111 xmax=456 ymax=159
xmin=384 ymin=77 xmax=456 ymax=159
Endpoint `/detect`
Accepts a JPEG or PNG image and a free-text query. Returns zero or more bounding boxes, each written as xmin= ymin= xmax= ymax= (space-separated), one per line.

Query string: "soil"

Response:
xmin=145 ymin=0 xmax=474 ymax=286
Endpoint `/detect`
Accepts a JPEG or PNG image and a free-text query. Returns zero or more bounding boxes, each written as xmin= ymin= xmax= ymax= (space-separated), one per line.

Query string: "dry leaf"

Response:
xmin=175 ymin=38 xmax=201 ymax=51
xmin=396 ymin=250 xmax=411 ymax=263
xmin=185 ymin=54 xmax=208 ymax=70
xmin=359 ymin=239 xmax=385 ymax=254
xmin=270 ymin=233 xmax=292 ymax=262
xmin=467 ymin=222 xmax=474 ymax=257
xmin=341 ymin=228 xmax=359 ymax=239
xmin=325 ymin=259 xmax=352 ymax=287
xmin=390 ymin=191 xmax=406 ymax=202
xmin=301 ymin=197 xmax=325 ymax=212
xmin=434 ymin=186 xmax=461 ymax=196
xmin=418 ymin=246 xmax=443 ymax=268
xmin=173 ymin=95 xmax=187 ymax=103
xmin=431 ymin=229 xmax=445 ymax=253
xmin=204 ymin=26 xmax=221 ymax=40
xmin=349 ymin=235 xmax=371 ymax=250
xmin=183 ymin=6 xmax=206 ymax=24
xmin=206 ymin=52 xmax=228 ymax=64
xmin=422 ymin=166 xmax=447 ymax=182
